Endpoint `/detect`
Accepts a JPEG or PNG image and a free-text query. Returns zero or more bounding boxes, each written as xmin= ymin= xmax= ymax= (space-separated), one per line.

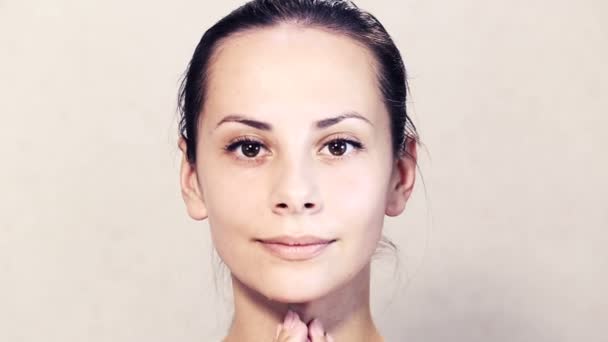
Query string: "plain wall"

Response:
xmin=1 ymin=0 xmax=606 ymax=341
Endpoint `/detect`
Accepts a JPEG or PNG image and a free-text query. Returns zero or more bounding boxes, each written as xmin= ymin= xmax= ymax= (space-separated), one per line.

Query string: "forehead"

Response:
xmin=201 ymin=23 xmax=386 ymax=129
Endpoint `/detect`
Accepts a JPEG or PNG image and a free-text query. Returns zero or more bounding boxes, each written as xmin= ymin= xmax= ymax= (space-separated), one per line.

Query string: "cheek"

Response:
xmin=204 ymin=176 xmax=265 ymax=275
xmin=320 ymin=159 xmax=389 ymax=219
xmin=199 ymin=161 xmax=269 ymax=253
xmin=319 ymin=161 xmax=388 ymax=255
xmin=199 ymin=147 xmax=264 ymax=209
xmin=211 ymin=177 xmax=260 ymax=214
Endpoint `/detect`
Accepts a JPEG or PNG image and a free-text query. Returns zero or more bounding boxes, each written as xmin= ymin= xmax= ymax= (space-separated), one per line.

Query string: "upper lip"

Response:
xmin=257 ymin=235 xmax=336 ymax=246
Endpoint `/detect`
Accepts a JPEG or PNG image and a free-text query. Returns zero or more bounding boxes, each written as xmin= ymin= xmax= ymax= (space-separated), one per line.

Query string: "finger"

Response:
xmin=276 ymin=310 xmax=308 ymax=342
xmin=290 ymin=311 xmax=309 ymax=341
xmin=308 ymin=319 xmax=335 ymax=342
xmin=274 ymin=311 xmax=291 ymax=342
xmin=275 ymin=311 xmax=293 ymax=342
xmin=308 ymin=318 xmax=325 ymax=342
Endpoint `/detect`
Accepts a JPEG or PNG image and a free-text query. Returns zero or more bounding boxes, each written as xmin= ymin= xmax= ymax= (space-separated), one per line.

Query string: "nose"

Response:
xmin=270 ymin=155 xmax=322 ymax=216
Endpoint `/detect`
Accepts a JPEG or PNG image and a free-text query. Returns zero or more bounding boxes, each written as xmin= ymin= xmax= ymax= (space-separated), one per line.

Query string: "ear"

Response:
xmin=385 ymin=139 xmax=418 ymax=217
xmin=178 ymin=137 xmax=208 ymax=221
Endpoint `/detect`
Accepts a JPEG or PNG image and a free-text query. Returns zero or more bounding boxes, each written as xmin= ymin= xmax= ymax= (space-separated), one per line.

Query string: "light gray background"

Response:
xmin=1 ymin=0 xmax=606 ymax=341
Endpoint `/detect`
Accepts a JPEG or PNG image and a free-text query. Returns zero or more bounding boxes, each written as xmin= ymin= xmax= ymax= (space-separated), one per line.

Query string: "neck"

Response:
xmin=223 ymin=263 xmax=383 ymax=342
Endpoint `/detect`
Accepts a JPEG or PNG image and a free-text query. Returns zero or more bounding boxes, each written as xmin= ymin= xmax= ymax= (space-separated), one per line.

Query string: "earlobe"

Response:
xmin=385 ymin=140 xmax=417 ymax=217
xmin=178 ymin=137 xmax=208 ymax=221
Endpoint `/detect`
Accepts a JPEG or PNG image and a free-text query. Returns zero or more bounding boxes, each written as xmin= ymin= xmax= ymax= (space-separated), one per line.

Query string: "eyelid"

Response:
xmin=320 ymin=133 xmax=363 ymax=149
xmin=225 ymin=135 xmax=266 ymax=147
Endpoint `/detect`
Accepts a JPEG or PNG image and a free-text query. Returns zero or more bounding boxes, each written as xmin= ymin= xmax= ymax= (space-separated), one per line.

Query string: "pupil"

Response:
xmin=242 ymin=143 xmax=260 ymax=157
xmin=329 ymin=141 xmax=347 ymax=156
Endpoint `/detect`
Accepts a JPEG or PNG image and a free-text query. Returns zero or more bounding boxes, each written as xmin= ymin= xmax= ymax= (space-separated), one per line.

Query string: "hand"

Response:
xmin=274 ymin=310 xmax=334 ymax=342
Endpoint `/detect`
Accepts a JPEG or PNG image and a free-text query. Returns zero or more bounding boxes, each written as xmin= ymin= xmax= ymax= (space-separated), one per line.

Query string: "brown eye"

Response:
xmin=241 ymin=142 xmax=261 ymax=157
xmin=320 ymin=138 xmax=364 ymax=158
xmin=328 ymin=140 xmax=348 ymax=156
xmin=224 ymin=138 xmax=267 ymax=160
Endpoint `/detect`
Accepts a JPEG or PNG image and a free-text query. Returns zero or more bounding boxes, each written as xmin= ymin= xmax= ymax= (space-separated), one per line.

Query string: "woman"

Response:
xmin=177 ymin=0 xmax=419 ymax=341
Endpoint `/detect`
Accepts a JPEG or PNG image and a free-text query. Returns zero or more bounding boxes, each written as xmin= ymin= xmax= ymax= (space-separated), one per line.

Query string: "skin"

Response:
xmin=179 ymin=23 xmax=417 ymax=342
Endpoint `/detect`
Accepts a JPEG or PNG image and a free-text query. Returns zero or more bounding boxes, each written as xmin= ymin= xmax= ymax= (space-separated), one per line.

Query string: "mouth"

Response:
xmin=255 ymin=236 xmax=337 ymax=261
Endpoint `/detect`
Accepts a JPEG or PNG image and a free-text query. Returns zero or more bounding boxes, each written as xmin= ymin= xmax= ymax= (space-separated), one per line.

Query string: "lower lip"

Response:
xmin=258 ymin=241 xmax=334 ymax=261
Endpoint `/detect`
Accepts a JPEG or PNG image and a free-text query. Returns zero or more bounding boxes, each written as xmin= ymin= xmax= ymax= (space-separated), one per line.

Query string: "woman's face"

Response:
xmin=180 ymin=24 xmax=414 ymax=303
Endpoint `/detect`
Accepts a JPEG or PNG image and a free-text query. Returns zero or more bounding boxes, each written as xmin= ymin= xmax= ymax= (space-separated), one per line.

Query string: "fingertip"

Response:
xmin=311 ymin=318 xmax=324 ymax=333
xmin=293 ymin=319 xmax=308 ymax=336
xmin=292 ymin=311 xmax=304 ymax=324
xmin=291 ymin=310 xmax=300 ymax=327
xmin=284 ymin=310 xmax=293 ymax=327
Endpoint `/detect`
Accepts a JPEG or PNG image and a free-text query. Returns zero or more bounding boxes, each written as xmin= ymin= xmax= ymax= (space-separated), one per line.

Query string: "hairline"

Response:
xmin=198 ymin=20 xmax=385 ymax=135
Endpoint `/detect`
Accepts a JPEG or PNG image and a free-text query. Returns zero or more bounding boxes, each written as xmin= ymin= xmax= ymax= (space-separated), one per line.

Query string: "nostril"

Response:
xmin=304 ymin=203 xmax=315 ymax=209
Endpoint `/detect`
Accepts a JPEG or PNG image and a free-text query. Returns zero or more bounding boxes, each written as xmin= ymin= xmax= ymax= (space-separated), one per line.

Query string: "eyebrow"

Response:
xmin=214 ymin=111 xmax=373 ymax=131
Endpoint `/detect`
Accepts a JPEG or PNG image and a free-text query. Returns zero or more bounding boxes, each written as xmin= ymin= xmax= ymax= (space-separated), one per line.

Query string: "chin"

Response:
xmin=262 ymin=284 xmax=329 ymax=304
xmin=252 ymin=271 xmax=338 ymax=304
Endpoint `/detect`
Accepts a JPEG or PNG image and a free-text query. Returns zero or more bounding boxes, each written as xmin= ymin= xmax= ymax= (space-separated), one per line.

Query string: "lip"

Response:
xmin=256 ymin=235 xmax=336 ymax=261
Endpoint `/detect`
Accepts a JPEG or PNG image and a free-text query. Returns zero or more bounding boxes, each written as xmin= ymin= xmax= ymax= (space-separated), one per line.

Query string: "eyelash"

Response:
xmin=223 ymin=135 xmax=365 ymax=164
